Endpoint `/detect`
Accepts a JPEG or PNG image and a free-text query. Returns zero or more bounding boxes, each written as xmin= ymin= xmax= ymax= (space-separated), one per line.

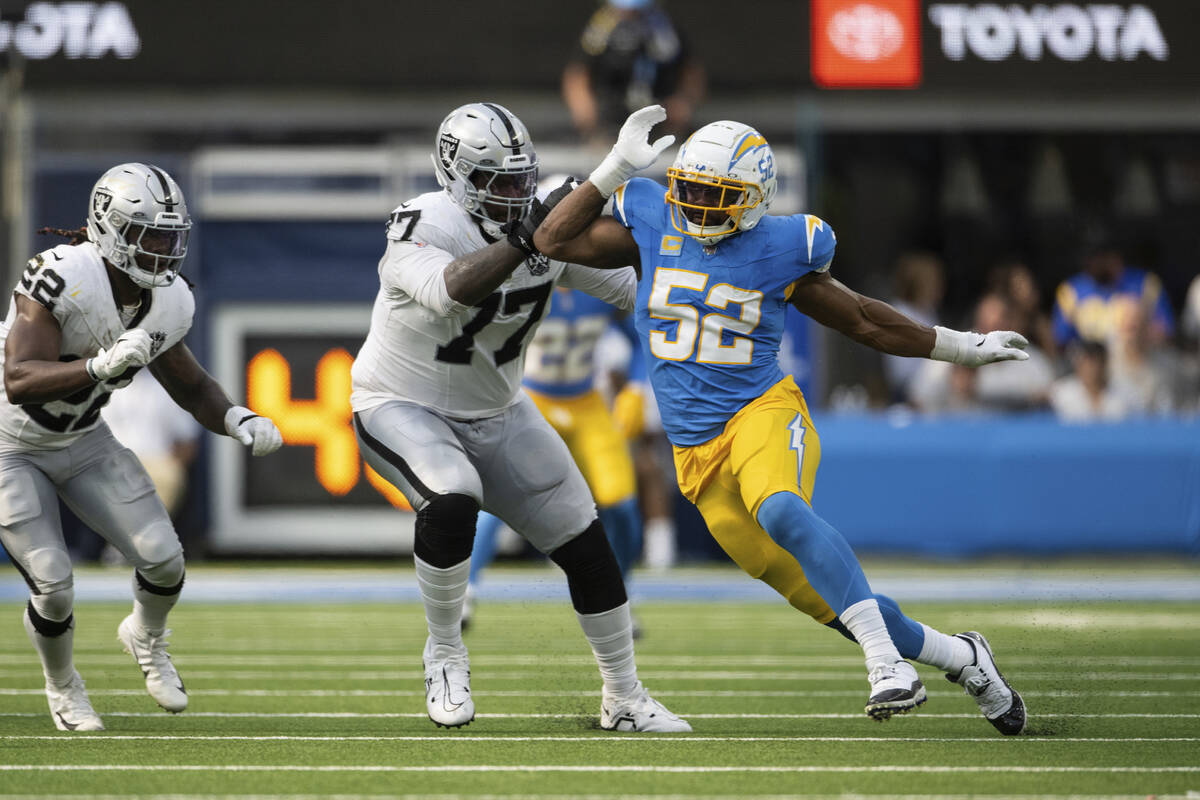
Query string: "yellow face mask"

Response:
xmin=665 ymin=168 xmax=761 ymax=240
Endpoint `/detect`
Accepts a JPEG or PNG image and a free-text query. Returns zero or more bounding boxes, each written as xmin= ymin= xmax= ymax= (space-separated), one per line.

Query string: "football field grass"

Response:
xmin=1 ymin=592 xmax=1198 ymax=799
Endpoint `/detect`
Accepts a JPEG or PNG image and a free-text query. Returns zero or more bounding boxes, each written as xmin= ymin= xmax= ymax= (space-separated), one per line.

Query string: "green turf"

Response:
xmin=1 ymin=593 xmax=1197 ymax=799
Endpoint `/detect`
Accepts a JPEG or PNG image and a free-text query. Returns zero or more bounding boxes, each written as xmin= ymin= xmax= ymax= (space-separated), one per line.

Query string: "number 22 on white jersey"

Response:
xmin=647 ymin=267 xmax=762 ymax=365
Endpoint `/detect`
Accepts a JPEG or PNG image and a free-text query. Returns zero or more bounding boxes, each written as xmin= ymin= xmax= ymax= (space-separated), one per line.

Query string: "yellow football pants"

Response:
xmin=525 ymin=388 xmax=637 ymax=509
xmin=673 ymin=376 xmax=836 ymax=624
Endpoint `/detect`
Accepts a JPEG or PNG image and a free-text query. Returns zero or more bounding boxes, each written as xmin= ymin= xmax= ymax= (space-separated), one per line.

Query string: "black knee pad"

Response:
xmin=548 ymin=518 xmax=627 ymax=615
xmin=26 ymin=601 xmax=73 ymax=637
xmin=135 ymin=569 xmax=185 ymax=597
xmin=414 ymin=493 xmax=479 ymax=568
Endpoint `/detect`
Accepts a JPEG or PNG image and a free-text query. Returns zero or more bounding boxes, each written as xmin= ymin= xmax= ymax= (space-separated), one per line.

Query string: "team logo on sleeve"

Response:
xmin=525 ymin=254 xmax=550 ymax=276
xmin=438 ymin=133 xmax=460 ymax=169
xmin=659 ymin=235 xmax=683 ymax=257
xmin=149 ymin=331 xmax=168 ymax=356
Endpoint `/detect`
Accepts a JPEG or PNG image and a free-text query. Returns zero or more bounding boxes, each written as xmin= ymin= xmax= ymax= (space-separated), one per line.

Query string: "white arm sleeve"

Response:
xmin=559 ymin=264 xmax=638 ymax=313
xmin=379 ymin=239 xmax=467 ymax=317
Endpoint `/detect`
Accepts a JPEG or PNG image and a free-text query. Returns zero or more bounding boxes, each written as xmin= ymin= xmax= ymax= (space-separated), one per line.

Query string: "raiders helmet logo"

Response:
xmin=438 ymin=133 xmax=460 ymax=169
xmin=91 ymin=190 xmax=113 ymax=220
xmin=526 ymin=254 xmax=550 ymax=276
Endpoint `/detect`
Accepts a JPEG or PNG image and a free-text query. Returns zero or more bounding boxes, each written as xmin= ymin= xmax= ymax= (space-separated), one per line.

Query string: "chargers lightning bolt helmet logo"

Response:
xmin=665 ymin=121 xmax=779 ymax=246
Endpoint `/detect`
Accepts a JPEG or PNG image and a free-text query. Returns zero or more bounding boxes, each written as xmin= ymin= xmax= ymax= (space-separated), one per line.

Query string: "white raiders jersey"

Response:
xmin=0 ymin=242 xmax=194 ymax=449
xmin=350 ymin=190 xmax=636 ymax=418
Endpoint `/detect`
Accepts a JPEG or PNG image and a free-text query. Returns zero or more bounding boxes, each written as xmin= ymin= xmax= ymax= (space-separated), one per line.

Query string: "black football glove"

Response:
xmin=501 ymin=176 xmax=579 ymax=257
xmin=502 ymin=197 xmax=546 ymax=257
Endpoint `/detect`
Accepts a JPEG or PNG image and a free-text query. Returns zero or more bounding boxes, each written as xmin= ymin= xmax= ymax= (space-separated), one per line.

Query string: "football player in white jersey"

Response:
xmin=0 ymin=163 xmax=283 ymax=731
xmin=350 ymin=102 xmax=689 ymax=732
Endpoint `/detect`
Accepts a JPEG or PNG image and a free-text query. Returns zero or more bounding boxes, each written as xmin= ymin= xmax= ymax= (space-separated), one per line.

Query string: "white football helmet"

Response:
xmin=86 ymin=163 xmax=191 ymax=288
xmin=665 ymin=121 xmax=778 ymax=245
xmin=432 ymin=102 xmax=539 ymax=237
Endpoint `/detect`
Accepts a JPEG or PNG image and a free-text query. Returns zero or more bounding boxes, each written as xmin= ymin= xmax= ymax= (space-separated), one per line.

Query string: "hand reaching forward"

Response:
xmin=588 ymin=105 xmax=676 ymax=198
xmin=931 ymin=326 xmax=1030 ymax=367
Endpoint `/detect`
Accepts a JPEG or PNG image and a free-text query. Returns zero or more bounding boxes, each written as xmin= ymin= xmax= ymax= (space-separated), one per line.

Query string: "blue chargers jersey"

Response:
xmin=1052 ymin=266 xmax=1175 ymax=346
xmin=612 ymin=177 xmax=836 ymax=446
xmin=523 ymin=288 xmax=634 ymax=397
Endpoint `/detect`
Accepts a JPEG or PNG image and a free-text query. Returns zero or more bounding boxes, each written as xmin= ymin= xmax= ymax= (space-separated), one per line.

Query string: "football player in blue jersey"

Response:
xmin=467 ymin=286 xmax=643 ymax=626
xmin=1052 ymin=226 xmax=1175 ymax=348
xmin=531 ymin=105 xmax=1030 ymax=733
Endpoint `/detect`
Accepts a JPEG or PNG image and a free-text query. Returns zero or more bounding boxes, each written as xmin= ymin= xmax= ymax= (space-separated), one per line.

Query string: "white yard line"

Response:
xmin=0 ymin=794 xmax=1181 ymax=800
xmin=0 ymin=711 xmax=1196 ymax=719
xmin=0 ymin=669 xmax=1193 ymax=681
xmin=1 ymin=653 xmax=1197 ymax=667
xmin=2 ymin=734 xmax=1197 ymax=743
xmin=0 ymin=765 xmax=1197 ymax=774
xmin=1 ymin=688 xmax=1196 ymax=698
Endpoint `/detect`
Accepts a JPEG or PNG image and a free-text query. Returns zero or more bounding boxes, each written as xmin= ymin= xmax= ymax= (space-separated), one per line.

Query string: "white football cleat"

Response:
xmin=423 ymin=638 xmax=474 ymax=728
xmin=45 ymin=670 xmax=104 ymax=732
xmin=601 ymin=681 xmax=691 ymax=732
xmin=947 ymin=631 xmax=1026 ymax=735
xmin=865 ymin=660 xmax=926 ymax=721
xmin=117 ymin=615 xmax=188 ymax=713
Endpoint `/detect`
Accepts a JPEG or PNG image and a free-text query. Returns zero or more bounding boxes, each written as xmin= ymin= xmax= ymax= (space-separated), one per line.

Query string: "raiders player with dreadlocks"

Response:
xmin=350 ymin=102 xmax=689 ymax=732
xmin=1 ymin=163 xmax=282 ymax=731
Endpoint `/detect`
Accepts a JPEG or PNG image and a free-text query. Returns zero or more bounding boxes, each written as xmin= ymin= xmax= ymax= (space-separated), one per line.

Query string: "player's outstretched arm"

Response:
xmin=151 ymin=341 xmax=282 ymax=455
xmin=790 ymin=271 xmax=1029 ymax=366
xmin=535 ymin=105 xmax=673 ymax=268
xmin=3 ymin=295 xmax=147 ymax=403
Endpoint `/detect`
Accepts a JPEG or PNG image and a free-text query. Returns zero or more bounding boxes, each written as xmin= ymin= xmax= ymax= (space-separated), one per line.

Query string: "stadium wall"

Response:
xmin=812 ymin=414 xmax=1200 ymax=556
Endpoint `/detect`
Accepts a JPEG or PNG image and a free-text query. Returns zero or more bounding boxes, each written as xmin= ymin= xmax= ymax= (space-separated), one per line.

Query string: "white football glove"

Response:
xmin=588 ymin=104 xmax=676 ymax=198
xmin=930 ymin=326 xmax=1031 ymax=367
xmin=86 ymin=329 xmax=153 ymax=381
xmin=224 ymin=405 xmax=283 ymax=456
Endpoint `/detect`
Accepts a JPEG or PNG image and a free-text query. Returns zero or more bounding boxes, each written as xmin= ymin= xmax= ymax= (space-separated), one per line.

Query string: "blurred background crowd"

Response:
xmin=0 ymin=0 xmax=1196 ymax=564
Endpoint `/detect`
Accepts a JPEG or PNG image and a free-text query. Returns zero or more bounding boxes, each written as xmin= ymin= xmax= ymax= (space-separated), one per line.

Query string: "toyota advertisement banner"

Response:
xmin=6 ymin=1 xmax=1197 ymax=96
xmin=811 ymin=0 xmax=1195 ymax=90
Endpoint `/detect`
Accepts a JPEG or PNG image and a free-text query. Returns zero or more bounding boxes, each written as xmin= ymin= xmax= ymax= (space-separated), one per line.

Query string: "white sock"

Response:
xmin=576 ymin=602 xmax=639 ymax=697
xmin=414 ymin=555 xmax=469 ymax=652
xmin=132 ymin=574 xmax=181 ymax=634
xmin=840 ymin=598 xmax=903 ymax=669
xmin=24 ymin=608 xmax=75 ymax=685
xmin=643 ymin=517 xmax=677 ymax=570
xmin=918 ymin=624 xmax=975 ymax=674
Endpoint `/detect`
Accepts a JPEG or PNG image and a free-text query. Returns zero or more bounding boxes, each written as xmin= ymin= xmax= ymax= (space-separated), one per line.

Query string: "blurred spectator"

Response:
xmin=1179 ymin=275 xmax=1200 ymax=415
xmin=1108 ymin=304 xmax=1176 ymax=416
xmin=910 ymin=293 xmax=1055 ymax=415
xmin=1051 ymin=224 xmax=1174 ymax=349
xmin=1049 ymin=341 xmax=1130 ymax=423
xmin=882 ymin=251 xmax=944 ymax=404
xmin=909 ymin=360 xmax=980 ymax=416
xmin=562 ymin=0 xmax=705 ymax=145
xmin=987 ymin=259 xmax=1057 ymax=359
xmin=101 ymin=369 xmax=201 ymax=519
xmin=1184 ymin=273 xmax=1200 ymax=343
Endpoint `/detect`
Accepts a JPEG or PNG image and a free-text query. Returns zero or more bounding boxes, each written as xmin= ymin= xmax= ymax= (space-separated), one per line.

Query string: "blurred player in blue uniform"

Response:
xmin=1052 ymin=227 xmax=1174 ymax=348
xmin=468 ymin=287 xmax=643 ymax=597
xmin=532 ymin=105 xmax=1029 ymax=732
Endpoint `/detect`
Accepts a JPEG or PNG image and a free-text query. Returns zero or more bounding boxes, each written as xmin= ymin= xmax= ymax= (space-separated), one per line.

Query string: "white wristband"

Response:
xmin=930 ymin=326 xmax=969 ymax=365
xmin=587 ymin=150 xmax=636 ymax=198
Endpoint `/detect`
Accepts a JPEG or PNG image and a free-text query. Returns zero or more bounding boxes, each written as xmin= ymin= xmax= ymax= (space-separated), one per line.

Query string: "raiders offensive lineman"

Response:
xmin=350 ymin=102 xmax=689 ymax=732
xmin=0 ymin=163 xmax=282 ymax=731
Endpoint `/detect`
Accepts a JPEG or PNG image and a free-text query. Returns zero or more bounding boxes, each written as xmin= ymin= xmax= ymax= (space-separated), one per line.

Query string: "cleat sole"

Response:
xmin=431 ymin=714 xmax=475 ymax=730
